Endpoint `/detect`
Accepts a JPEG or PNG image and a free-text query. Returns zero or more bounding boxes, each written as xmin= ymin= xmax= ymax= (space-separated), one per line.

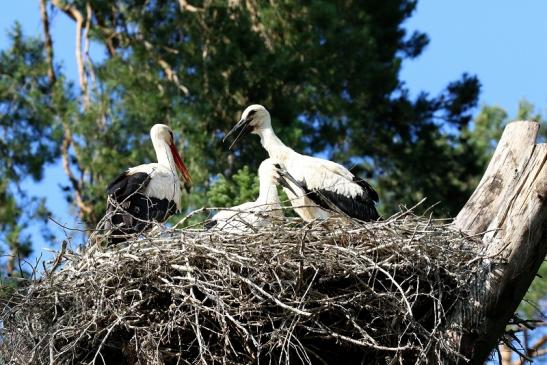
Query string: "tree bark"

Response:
xmin=500 ymin=344 xmax=513 ymax=365
xmin=39 ymin=0 xmax=56 ymax=84
xmin=51 ymin=0 xmax=89 ymax=107
xmin=450 ymin=121 xmax=547 ymax=364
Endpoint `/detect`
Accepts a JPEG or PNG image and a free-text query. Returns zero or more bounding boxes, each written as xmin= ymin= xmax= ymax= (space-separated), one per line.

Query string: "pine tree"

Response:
xmin=0 ymin=24 xmax=64 ymax=278
xmin=34 ymin=0 xmax=481 ymax=226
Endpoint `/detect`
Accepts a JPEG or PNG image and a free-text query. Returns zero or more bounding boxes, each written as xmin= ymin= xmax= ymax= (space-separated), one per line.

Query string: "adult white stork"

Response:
xmin=205 ymin=158 xmax=287 ymax=233
xmin=224 ymin=105 xmax=379 ymax=222
xmin=105 ymin=124 xmax=192 ymax=244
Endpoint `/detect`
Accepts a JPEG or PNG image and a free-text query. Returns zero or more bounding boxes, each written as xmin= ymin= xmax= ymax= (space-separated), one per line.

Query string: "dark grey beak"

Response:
xmin=223 ymin=118 xmax=253 ymax=150
xmin=273 ymin=164 xmax=299 ymax=196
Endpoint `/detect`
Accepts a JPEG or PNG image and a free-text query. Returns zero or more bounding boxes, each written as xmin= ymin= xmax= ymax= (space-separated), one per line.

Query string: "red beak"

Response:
xmin=169 ymin=143 xmax=192 ymax=186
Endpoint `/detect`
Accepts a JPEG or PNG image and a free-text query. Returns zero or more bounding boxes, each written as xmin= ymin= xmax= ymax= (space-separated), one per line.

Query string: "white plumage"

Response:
xmin=207 ymin=158 xmax=283 ymax=233
xmin=126 ymin=163 xmax=182 ymax=210
xmin=224 ymin=105 xmax=379 ymax=222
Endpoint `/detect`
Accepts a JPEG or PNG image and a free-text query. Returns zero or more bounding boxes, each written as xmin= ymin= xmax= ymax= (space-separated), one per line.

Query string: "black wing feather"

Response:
xmin=107 ymin=171 xmax=151 ymax=202
xmin=286 ymin=173 xmax=380 ymax=222
xmin=105 ymin=171 xmax=178 ymax=245
xmin=352 ymin=177 xmax=379 ymax=203
xmin=309 ymin=187 xmax=380 ymax=221
xmin=204 ymin=220 xmax=218 ymax=230
xmin=273 ymin=163 xmax=299 ymax=196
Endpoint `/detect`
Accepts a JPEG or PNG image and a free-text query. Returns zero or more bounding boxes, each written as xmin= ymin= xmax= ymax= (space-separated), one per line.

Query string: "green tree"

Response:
xmin=1 ymin=3 xmax=545 ymax=359
xmin=207 ymin=166 xmax=259 ymax=209
xmin=0 ymin=24 xmax=62 ymax=277
xmin=34 ymin=0 xmax=481 ymax=228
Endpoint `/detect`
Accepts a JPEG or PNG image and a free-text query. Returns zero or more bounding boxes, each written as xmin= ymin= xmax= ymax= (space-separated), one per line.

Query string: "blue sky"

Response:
xmin=401 ymin=0 xmax=547 ymax=117
xmin=1 ymin=1 xmax=547 ymax=259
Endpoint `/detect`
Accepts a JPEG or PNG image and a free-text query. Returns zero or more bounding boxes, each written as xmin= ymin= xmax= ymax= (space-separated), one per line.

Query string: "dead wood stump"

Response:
xmin=450 ymin=121 xmax=547 ymax=364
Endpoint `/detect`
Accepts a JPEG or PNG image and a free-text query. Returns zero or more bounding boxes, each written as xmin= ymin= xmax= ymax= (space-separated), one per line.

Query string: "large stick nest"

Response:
xmin=1 ymin=212 xmax=484 ymax=364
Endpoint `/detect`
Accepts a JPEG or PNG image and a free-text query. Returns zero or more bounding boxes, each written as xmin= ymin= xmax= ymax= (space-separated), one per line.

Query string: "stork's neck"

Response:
xmin=259 ymin=128 xmax=293 ymax=162
xmin=257 ymin=181 xmax=280 ymax=205
xmin=154 ymin=140 xmax=177 ymax=172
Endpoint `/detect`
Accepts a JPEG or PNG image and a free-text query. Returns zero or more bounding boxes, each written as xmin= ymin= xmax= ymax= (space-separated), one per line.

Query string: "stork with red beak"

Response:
xmin=105 ymin=124 xmax=192 ymax=244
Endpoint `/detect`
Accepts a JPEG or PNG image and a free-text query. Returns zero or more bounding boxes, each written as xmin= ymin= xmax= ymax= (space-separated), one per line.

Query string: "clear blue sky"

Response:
xmin=401 ymin=1 xmax=547 ymax=117
xmin=1 ymin=1 xmax=547 ymax=259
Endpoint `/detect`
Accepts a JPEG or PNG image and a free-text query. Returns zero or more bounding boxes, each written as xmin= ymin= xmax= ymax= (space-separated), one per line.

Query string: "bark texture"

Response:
xmin=452 ymin=121 xmax=547 ymax=364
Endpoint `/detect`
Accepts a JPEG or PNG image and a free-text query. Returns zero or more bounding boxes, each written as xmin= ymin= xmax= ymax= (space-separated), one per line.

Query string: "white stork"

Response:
xmin=205 ymin=158 xmax=286 ymax=233
xmin=105 ymin=124 xmax=192 ymax=243
xmin=224 ymin=105 xmax=379 ymax=222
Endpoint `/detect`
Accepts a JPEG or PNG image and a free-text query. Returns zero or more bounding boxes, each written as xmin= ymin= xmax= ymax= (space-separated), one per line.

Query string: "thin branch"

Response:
xmin=61 ymin=125 xmax=93 ymax=217
xmin=157 ymin=58 xmax=189 ymax=95
xmin=39 ymin=0 xmax=56 ymax=84
xmin=51 ymin=0 xmax=89 ymax=107
xmin=140 ymin=40 xmax=189 ymax=95
xmin=83 ymin=2 xmax=98 ymax=101
xmin=244 ymin=0 xmax=273 ymax=51
xmin=514 ymin=334 xmax=547 ymax=364
xmin=531 ymin=335 xmax=547 ymax=353
xmin=178 ymin=0 xmax=203 ymax=12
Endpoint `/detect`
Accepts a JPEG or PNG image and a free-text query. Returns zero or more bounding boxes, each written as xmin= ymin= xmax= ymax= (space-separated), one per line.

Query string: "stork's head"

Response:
xmin=150 ymin=124 xmax=174 ymax=144
xmin=258 ymin=158 xmax=278 ymax=184
xmin=258 ymin=159 xmax=299 ymax=196
xmin=150 ymin=124 xmax=192 ymax=188
xmin=223 ymin=104 xmax=271 ymax=149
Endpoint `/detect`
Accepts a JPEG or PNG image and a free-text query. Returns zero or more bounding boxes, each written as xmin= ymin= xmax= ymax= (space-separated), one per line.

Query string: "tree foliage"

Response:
xmin=0 ymin=1 xmax=530 ymax=275
xmin=39 ymin=0 xmax=482 ymax=220
xmin=0 ymin=24 xmax=62 ymax=277
xmin=207 ymin=166 xmax=259 ymax=209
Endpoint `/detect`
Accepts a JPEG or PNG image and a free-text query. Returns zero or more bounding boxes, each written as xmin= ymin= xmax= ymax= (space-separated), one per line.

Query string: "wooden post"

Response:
xmin=450 ymin=121 xmax=547 ymax=364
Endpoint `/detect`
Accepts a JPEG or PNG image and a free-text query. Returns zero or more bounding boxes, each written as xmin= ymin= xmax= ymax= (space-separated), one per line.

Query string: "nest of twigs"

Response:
xmin=1 ymin=211 xmax=485 ymax=365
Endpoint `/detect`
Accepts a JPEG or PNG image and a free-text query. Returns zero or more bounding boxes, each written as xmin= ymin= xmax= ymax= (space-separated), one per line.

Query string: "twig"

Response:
xmin=39 ymin=0 xmax=56 ymax=84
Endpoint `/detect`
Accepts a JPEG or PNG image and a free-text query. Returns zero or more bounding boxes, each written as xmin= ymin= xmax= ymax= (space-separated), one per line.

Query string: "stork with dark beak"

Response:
xmin=224 ymin=105 xmax=379 ymax=222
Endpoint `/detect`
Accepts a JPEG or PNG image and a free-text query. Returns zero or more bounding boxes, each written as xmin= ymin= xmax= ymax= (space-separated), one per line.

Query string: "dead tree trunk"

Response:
xmin=449 ymin=121 xmax=547 ymax=364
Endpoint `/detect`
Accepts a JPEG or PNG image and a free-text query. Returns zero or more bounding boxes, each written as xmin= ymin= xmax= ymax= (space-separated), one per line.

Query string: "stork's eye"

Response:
xmin=247 ymin=110 xmax=257 ymax=118
xmin=169 ymin=131 xmax=174 ymax=141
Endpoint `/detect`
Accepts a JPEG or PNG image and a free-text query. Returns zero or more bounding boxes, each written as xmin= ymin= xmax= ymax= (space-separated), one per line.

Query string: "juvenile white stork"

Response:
xmin=224 ymin=105 xmax=379 ymax=222
xmin=105 ymin=124 xmax=192 ymax=244
xmin=205 ymin=158 xmax=286 ymax=233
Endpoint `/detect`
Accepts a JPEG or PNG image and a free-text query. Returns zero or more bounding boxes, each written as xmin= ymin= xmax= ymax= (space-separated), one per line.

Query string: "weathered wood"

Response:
xmin=451 ymin=121 xmax=547 ymax=364
xmin=454 ymin=121 xmax=540 ymax=234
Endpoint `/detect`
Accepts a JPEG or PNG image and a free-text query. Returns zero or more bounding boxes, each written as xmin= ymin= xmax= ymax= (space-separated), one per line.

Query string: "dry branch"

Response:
xmin=178 ymin=0 xmax=203 ymax=13
xmin=39 ymin=0 xmax=56 ymax=84
xmin=51 ymin=0 xmax=89 ymax=107
xmin=60 ymin=124 xmax=94 ymax=220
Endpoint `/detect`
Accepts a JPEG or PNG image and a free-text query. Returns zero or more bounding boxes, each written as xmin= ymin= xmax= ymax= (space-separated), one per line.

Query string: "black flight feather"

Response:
xmin=107 ymin=171 xmax=151 ymax=201
xmin=204 ymin=220 xmax=217 ymax=230
xmin=105 ymin=171 xmax=177 ymax=245
xmin=283 ymin=173 xmax=380 ymax=222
